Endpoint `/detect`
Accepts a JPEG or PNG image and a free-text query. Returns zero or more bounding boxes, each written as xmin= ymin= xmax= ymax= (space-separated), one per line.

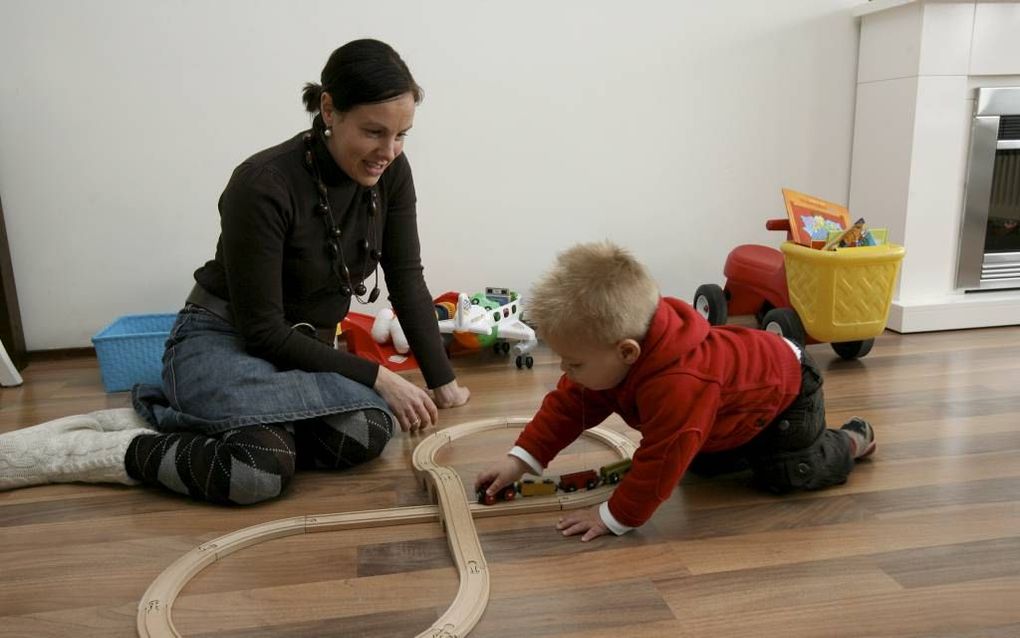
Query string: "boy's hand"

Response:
xmin=556 ymin=505 xmax=610 ymax=542
xmin=474 ymin=455 xmax=530 ymax=497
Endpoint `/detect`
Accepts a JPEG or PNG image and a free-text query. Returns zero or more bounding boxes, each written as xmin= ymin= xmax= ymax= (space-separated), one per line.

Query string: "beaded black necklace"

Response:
xmin=302 ymin=131 xmax=381 ymax=304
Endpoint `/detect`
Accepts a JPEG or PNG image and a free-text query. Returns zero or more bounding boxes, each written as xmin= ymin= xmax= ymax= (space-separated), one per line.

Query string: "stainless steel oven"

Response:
xmin=957 ymin=87 xmax=1020 ymax=291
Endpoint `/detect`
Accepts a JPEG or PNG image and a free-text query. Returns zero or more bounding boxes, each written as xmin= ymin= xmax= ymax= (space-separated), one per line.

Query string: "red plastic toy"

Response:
xmin=338 ymin=312 xmax=421 ymax=372
xmin=338 ymin=289 xmax=514 ymax=373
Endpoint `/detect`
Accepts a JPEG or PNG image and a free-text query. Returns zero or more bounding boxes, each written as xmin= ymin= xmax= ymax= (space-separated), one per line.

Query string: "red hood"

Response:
xmin=621 ymin=297 xmax=709 ymax=390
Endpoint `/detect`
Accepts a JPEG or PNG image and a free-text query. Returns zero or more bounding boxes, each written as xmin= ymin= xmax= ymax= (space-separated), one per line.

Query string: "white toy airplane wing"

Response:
xmin=495 ymin=320 xmax=535 ymax=342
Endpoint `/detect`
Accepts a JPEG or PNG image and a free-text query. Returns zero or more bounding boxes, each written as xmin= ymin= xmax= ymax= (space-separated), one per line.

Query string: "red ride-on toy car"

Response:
xmin=693 ymin=218 xmax=904 ymax=360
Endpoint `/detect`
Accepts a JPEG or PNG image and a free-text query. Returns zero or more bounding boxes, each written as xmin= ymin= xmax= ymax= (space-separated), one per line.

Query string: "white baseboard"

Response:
xmin=888 ymin=291 xmax=1020 ymax=333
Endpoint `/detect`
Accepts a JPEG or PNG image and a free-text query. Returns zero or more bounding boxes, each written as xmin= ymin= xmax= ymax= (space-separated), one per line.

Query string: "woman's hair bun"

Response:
xmin=301 ymin=82 xmax=324 ymax=113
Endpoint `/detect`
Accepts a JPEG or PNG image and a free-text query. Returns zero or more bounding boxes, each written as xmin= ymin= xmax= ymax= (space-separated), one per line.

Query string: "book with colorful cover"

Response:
xmin=782 ymin=188 xmax=852 ymax=247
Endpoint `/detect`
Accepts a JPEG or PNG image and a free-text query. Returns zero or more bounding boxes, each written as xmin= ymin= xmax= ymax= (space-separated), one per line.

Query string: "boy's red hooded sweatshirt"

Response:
xmin=515 ymin=297 xmax=803 ymax=528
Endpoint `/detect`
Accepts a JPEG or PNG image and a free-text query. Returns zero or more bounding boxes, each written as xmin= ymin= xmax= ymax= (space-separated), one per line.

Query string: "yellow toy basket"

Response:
xmin=780 ymin=242 xmax=906 ymax=343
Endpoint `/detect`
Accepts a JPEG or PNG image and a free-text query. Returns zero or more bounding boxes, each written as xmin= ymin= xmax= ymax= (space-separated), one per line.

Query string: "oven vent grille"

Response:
xmin=991 ymin=151 xmax=1020 ymax=209
xmin=1000 ymin=115 xmax=1020 ymax=140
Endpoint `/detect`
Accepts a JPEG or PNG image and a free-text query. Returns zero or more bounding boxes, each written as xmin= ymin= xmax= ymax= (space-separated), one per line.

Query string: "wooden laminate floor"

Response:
xmin=1 ymin=326 xmax=1019 ymax=637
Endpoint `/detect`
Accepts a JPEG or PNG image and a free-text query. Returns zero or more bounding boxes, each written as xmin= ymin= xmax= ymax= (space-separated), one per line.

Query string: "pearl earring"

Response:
xmin=323 ymin=127 xmax=332 ymax=138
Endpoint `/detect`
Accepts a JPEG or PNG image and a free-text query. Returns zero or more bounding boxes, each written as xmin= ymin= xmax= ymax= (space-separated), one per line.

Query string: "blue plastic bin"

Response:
xmin=91 ymin=314 xmax=176 ymax=392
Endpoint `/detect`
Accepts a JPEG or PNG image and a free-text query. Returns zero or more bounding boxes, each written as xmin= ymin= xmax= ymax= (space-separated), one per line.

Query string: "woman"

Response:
xmin=0 ymin=40 xmax=470 ymax=504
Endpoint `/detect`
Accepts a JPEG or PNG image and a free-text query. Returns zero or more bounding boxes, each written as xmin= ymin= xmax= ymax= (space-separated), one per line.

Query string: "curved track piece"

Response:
xmin=138 ymin=417 xmax=636 ymax=638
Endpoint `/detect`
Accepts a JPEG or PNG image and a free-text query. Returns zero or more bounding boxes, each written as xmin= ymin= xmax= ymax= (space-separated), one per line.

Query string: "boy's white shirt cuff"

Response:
xmin=508 ymin=446 xmax=543 ymax=475
xmin=782 ymin=336 xmax=802 ymax=361
xmin=599 ymin=502 xmax=634 ymax=535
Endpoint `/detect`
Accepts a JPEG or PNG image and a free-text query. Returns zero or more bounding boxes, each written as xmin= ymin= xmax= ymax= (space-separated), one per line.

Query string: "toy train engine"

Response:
xmin=598 ymin=459 xmax=632 ymax=485
xmin=476 ymin=480 xmax=517 ymax=506
xmin=558 ymin=469 xmax=599 ymax=492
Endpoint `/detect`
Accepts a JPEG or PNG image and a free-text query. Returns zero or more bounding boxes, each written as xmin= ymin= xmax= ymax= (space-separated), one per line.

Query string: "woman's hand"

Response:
xmin=556 ymin=505 xmax=610 ymax=542
xmin=432 ymin=379 xmax=471 ymax=409
xmin=373 ymin=366 xmax=438 ymax=433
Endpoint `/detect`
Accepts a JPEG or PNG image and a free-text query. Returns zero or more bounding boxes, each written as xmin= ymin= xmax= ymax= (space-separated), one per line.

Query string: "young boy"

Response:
xmin=474 ymin=241 xmax=875 ymax=541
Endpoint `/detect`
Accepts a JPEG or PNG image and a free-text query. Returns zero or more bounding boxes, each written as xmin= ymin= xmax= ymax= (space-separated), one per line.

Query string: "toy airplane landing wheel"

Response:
xmin=761 ymin=308 xmax=805 ymax=347
xmin=694 ymin=284 xmax=728 ymax=326
xmin=831 ymin=339 xmax=874 ymax=360
xmin=515 ymin=355 xmax=534 ymax=369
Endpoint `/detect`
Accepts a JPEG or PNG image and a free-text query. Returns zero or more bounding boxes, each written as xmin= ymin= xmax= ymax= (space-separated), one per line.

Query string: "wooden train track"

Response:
xmin=137 ymin=417 xmax=637 ymax=638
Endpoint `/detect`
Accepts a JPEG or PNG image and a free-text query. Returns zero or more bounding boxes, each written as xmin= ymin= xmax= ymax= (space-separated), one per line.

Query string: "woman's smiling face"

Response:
xmin=323 ymin=92 xmax=415 ymax=187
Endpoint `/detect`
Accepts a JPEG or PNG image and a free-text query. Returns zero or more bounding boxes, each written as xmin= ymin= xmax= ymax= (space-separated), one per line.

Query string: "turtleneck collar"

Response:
xmin=310 ymin=114 xmax=356 ymax=188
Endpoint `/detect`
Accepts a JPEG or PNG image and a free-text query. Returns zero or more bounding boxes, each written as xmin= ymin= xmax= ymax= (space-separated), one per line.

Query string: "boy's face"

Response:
xmin=544 ymin=333 xmax=640 ymax=391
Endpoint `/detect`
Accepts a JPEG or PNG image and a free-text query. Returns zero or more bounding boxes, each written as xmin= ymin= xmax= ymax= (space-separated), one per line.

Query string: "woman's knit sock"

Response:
xmin=0 ymin=408 xmax=155 ymax=490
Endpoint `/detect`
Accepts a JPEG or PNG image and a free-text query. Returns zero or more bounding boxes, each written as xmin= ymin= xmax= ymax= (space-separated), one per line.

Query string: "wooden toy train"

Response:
xmin=477 ymin=458 xmax=633 ymax=505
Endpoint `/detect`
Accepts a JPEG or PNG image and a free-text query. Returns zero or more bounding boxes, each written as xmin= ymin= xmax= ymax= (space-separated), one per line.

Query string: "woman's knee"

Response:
xmin=220 ymin=424 xmax=297 ymax=505
xmin=357 ymin=407 xmax=394 ymax=459
xmin=314 ymin=408 xmax=394 ymax=465
xmin=226 ymin=462 xmax=295 ymax=505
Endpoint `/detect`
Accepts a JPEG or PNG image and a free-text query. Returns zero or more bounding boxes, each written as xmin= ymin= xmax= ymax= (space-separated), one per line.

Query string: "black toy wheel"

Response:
xmin=493 ymin=343 xmax=502 ymax=355
xmin=755 ymin=301 xmax=774 ymax=328
xmin=515 ymin=355 xmax=523 ymax=369
xmin=831 ymin=339 xmax=874 ymax=360
xmin=693 ymin=284 xmax=728 ymax=326
xmin=501 ymin=341 xmax=511 ymax=354
xmin=761 ymin=308 xmax=805 ymax=347
xmin=525 ymin=355 xmax=534 ymax=369
xmin=585 ymin=478 xmax=598 ymax=490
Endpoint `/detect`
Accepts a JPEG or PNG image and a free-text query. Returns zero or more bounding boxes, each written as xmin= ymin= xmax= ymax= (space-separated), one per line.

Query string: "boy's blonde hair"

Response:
xmin=527 ymin=241 xmax=660 ymax=345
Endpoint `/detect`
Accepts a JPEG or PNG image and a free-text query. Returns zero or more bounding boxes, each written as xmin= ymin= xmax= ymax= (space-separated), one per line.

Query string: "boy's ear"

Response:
xmin=617 ymin=339 xmax=641 ymax=364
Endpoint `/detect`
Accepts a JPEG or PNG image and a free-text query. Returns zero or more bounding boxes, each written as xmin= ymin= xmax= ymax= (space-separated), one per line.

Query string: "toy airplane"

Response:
xmin=367 ymin=287 xmax=539 ymax=369
xmin=439 ymin=288 xmax=539 ymax=369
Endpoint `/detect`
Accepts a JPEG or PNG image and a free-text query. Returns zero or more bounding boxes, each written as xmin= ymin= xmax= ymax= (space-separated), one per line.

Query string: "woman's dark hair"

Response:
xmin=302 ymin=39 xmax=423 ymax=114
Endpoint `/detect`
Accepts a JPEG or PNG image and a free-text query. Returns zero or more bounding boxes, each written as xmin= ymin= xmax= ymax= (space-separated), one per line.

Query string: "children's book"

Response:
xmin=781 ymin=188 xmax=852 ymax=247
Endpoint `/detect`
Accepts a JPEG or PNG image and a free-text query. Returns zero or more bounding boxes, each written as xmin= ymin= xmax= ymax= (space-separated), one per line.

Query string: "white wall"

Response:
xmin=0 ymin=0 xmax=861 ymax=349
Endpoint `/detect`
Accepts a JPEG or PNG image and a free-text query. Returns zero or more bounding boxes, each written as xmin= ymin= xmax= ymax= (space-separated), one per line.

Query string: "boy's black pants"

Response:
xmin=690 ymin=351 xmax=854 ymax=493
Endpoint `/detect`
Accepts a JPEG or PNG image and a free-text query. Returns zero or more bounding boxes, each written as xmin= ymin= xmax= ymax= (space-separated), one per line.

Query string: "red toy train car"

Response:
xmin=558 ymin=469 xmax=599 ymax=492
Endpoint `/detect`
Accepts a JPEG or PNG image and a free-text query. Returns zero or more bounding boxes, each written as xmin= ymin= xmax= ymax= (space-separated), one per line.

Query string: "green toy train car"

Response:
xmin=598 ymin=458 xmax=632 ymax=484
